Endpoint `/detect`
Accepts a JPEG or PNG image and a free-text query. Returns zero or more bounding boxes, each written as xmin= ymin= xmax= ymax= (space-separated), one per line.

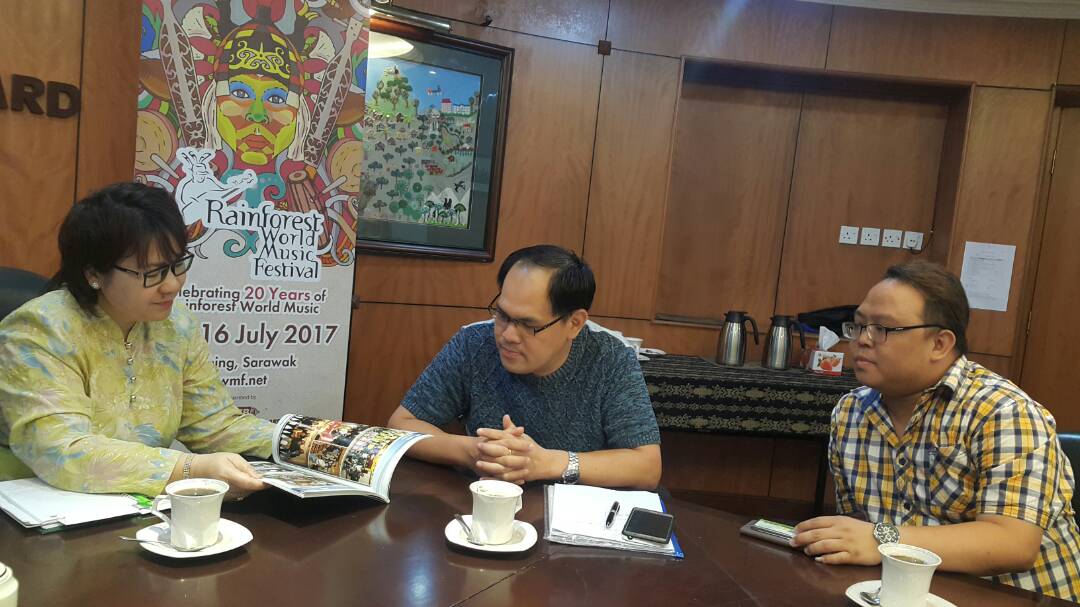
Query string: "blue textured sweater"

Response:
xmin=402 ymin=322 xmax=661 ymax=452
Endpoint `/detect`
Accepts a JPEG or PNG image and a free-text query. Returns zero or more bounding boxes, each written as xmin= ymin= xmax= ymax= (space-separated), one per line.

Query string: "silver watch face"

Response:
xmin=874 ymin=522 xmax=900 ymax=544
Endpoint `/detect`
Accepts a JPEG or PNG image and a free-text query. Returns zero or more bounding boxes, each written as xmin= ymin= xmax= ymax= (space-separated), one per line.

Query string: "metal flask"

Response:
xmin=761 ymin=315 xmax=806 ymax=370
xmin=717 ymin=311 xmax=759 ymax=366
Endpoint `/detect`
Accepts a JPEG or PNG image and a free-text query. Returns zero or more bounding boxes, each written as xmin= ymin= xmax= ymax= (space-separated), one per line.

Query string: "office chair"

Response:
xmin=1060 ymin=433 xmax=1080 ymax=526
xmin=0 ymin=267 xmax=49 ymax=321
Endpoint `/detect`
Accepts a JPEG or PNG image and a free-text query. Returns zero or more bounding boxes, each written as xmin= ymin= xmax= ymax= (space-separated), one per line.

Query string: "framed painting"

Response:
xmin=356 ymin=19 xmax=513 ymax=261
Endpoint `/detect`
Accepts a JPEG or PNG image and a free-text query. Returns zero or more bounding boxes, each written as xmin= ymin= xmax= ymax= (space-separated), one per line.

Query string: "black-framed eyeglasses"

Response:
xmin=487 ymin=295 xmax=567 ymax=336
xmin=113 ymin=253 xmax=195 ymax=288
xmin=841 ymin=321 xmax=945 ymax=344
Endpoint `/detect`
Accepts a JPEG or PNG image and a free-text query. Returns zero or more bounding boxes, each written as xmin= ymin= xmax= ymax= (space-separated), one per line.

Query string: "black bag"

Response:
xmin=797 ymin=305 xmax=857 ymax=336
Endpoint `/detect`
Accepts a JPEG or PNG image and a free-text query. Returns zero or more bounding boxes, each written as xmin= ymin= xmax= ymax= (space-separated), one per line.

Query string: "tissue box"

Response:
xmin=809 ymin=350 xmax=844 ymax=376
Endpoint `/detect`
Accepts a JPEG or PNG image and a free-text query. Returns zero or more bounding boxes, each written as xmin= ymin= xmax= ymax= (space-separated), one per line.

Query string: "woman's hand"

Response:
xmin=187 ymin=453 xmax=265 ymax=499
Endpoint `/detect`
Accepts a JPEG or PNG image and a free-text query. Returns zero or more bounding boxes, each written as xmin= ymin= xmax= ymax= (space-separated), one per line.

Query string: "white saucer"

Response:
xmin=640 ymin=347 xmax=666 ymax=356
xmin=134 ymin=518 xmax=253 ymax=559
xmin=444 ymin=515 xmax=537 ymax=553
xmin=845 ymin=580 xmax=956 ymax=607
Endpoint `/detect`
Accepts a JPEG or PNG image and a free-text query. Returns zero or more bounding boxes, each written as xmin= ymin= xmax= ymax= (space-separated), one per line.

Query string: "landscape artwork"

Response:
xmin=360 ymin=55 xmax=482 ymax=229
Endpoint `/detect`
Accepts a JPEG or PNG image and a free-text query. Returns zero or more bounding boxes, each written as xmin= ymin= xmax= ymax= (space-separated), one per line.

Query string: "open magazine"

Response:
xmin=248 ymin=414 xmax=429 ymax=501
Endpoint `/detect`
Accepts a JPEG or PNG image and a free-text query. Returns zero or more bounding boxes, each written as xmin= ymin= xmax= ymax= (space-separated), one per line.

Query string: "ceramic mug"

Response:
xmin=469 ymin=479 xmax=523 ymax=545
xmin=878 ymin=543 xmax=942 ymax=607
xmin=0 ymin=562 xmax=18 ymax=607
xmin=151 ymin=478 xmax=229 ymax=551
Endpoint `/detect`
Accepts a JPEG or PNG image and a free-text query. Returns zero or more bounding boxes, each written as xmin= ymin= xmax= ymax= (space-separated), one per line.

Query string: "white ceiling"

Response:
xmin=795 ymin=0 xmax=1080 ymax=19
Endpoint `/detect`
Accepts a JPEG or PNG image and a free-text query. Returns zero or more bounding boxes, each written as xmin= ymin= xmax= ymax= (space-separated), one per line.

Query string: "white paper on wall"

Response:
xmin=960 ymin=242 xmax=1016 ymax=312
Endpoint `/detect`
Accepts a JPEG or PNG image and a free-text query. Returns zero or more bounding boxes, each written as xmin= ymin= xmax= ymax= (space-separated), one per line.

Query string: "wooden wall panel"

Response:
xmin=967 ymin=353 xmax=1013 ymax=380
xmin=394 ymin=0 xmax=609 ymax=45
xmin=656 ymin=83 xmax=801 ymax=325
xmin=0 ymin=0 xmax=84 ymax=275
xmin=584 ymin=51 xmax=680 ymax=319
xmin=927 ymin=93 xmax=973 ymax=262
xmin=589 ymin=316 xmax=720 ymax=359
xmin=354 ymin=25 xmax=602 ymax=308
xmin=1060 ymin=21 xmax=1080 ymax=85
xmin=946 ymin=87 xmax=1052 ymax=356
xmin=776 ymin=94 xmax=948 ymax=316
xmin=343 ymin=303 xmax=489 ymax=426
xmin=608 ymin=0 xmax=831 ymax=68
xmin=827 ymin=6 xmax=1064 ymax=89
xmin=1010 ymin=105 xmax=1059 ymax=387
xmin=76 ymin=0 xmax=141 ymax=198
xmin=1020 ymin=108 xmax=1080 ymax=431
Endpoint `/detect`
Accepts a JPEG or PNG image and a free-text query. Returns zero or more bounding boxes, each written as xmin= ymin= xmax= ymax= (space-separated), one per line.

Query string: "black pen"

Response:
xmin=605 ymin=501 xmax=620 ymax=528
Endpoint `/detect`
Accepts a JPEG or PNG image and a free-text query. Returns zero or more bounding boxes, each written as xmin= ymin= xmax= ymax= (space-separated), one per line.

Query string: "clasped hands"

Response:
xmin=472 ymin=414 xmax=561 ymax=485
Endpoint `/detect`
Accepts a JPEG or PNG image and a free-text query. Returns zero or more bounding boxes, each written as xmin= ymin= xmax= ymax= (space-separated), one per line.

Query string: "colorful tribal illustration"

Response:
xmin=135 ymin=0 xmax=368 ymax=267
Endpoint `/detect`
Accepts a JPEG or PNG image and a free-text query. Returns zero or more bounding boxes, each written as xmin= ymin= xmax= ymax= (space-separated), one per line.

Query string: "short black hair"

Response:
xmin=496 ymin=245 xmax=595 ymax=316
xmin=53 ymin=182 xmax=188 ymax=313
xmin=884 ymin=261 xmax=969 ymax=355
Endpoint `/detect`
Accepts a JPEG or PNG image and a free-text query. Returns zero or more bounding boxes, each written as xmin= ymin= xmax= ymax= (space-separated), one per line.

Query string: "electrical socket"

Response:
xmin=882 ymin=229 xmax=903 ymax=248
xmin=860 ymin=227 xmax=881 ymax=246
xmin=903 ymin=231 xmax=924 ymax=251
xmin=838 ymin=225 xmax=859 ymax=245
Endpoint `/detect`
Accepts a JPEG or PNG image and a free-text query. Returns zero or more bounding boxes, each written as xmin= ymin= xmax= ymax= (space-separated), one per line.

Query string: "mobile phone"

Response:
xmin=621 ymin=507 xmax=675 ymax=544
xmin=739 ymin=518 xmax=797 ymax=548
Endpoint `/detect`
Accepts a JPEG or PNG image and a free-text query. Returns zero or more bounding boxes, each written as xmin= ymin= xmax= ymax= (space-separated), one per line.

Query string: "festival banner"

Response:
xmin=134 ymin=0 xmax=370 ymax=420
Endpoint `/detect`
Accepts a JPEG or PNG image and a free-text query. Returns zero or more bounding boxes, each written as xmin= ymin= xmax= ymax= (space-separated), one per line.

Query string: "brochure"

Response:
xmin=251 ymin=414 xmax=429 ymax=501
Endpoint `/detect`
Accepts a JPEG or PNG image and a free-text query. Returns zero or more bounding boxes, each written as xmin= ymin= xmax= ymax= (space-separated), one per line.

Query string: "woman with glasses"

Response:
xmin=0 ymin=182 xmax=272 ymax=498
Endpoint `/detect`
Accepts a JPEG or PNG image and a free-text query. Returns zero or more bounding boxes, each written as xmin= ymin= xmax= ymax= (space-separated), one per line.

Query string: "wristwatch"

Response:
xmin=561 ymin=451 xmax=580 ymax=484
xmin=873 ymin=521 xmax=900 ymax=545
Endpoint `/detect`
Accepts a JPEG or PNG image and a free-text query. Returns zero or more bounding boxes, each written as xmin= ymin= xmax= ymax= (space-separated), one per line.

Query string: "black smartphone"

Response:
xmin=621 ymin=507 xmax=675 ymax=544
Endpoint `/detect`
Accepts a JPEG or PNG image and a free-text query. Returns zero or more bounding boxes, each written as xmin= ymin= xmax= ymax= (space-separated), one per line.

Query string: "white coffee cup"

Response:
xmin=0 ymin=562 xmax=18 ymax=607
xmin=469 ymin=479 xmax=522 ymax=545
xmin=151 ymin=478 xmax=229 ymax=551
xmin=878 ymin=543 xmax=942 ymax=607
xmin=626 ymin=337 xmax=643 ymax=355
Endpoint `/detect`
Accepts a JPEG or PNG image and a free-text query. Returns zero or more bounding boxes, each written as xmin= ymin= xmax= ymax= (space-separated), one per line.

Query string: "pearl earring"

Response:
xmin=90 ymin=282 xmax=100 ymax=289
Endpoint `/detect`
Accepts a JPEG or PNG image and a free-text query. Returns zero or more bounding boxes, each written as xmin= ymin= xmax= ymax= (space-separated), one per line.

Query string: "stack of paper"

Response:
xmin=0 ymin=478 xmax=154 ymax=533
xmin=544 ymin=484 xmax=683 ymax=558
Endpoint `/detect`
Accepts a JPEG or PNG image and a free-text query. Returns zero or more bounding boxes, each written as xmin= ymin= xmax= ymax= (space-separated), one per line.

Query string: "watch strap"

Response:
xmin=561 ymin=451 xmax=580 ymax=484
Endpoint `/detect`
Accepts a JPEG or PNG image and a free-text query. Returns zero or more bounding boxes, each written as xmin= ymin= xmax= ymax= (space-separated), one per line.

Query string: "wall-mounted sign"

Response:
xmin=0 ymin=74 xmax=80 ymax=118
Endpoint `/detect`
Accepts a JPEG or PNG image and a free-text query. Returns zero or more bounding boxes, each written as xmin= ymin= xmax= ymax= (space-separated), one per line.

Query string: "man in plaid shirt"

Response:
xmin=791 ymin=261 xmax=1080 ymax=602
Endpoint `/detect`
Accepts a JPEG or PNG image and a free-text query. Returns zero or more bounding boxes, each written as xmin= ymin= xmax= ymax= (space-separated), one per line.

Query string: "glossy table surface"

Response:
xmin=0 ymin=461 xmax=1072 ymax=606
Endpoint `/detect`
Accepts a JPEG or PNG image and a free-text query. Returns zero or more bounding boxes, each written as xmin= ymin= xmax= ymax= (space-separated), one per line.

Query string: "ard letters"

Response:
xmin=0 ymin=74 xmax=81 ymax=118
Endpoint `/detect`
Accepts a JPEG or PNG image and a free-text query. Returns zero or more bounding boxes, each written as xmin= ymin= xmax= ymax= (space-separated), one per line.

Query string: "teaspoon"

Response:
xmin=859 ymin=586 xmax=881 ymax=606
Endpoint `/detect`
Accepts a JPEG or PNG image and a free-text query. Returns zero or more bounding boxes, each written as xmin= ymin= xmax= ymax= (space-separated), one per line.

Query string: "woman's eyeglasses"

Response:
xmin=113 ymin=253 xmax=195 ymax=288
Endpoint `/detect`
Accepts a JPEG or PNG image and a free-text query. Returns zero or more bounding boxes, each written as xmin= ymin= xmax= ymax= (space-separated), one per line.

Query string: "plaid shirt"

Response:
xmin=830 ymin=356 xmax=1080 ymax=602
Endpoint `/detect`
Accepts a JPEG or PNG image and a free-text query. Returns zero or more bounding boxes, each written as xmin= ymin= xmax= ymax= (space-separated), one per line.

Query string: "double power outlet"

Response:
xmin=839 ymin=226 xmax=923 ymax=250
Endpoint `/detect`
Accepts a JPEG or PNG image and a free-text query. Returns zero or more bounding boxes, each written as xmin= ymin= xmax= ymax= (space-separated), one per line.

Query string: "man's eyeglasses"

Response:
xmin=841 ymin=321 xmax=945 ymax=344
xmin=113 ymin=253 xmax=195 ymax=288
xmin=487 ymin=295 xmax=566 ymax=336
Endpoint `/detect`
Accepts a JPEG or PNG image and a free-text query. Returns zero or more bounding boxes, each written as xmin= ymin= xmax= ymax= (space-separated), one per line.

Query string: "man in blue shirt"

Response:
xmin=387 ymin=245 xmax=662 ymax=489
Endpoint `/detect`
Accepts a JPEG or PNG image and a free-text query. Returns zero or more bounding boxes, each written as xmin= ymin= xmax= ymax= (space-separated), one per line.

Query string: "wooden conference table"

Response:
xmin=0 ymin=461 xmax=1070 ymax=606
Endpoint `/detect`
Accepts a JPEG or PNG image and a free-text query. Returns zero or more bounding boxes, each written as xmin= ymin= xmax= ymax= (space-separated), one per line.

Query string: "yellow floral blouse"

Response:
xmin=0 ymin=289 xmax=273 ymax=496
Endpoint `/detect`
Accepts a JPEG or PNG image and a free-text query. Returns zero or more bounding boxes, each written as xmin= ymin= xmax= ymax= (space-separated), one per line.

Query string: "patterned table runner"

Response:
xmin=641 ymin=355 xmax=861 ymax=438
